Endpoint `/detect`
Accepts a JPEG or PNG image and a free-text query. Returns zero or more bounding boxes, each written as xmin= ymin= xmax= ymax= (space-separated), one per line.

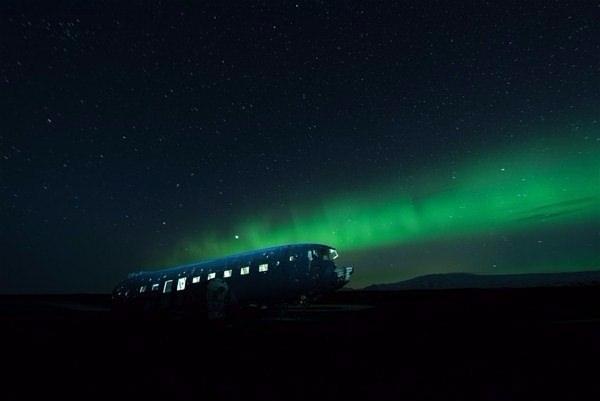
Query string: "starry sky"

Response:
xmin=1 ymin=1 xmax=599 ymax=293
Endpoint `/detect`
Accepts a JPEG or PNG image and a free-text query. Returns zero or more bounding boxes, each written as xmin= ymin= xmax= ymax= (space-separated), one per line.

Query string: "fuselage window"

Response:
xmin=177 ymin=277 xmax=186 ymax=291
xmin=207 ymin=272 xmax=216 ymax=280
xmin=163 ymin=280 xmax=173 ymax=293
xmin=192 ymin=276 xmax=201 ymax=283
xmin=151 ymin=283 xmax=160 ymax=291
xmin=259 ymin=263 xmax=268 ymax=272
xmin=240 ymin=266 xmax=250 ymax=275
xmin=139 ymin=285 xmax=146 ymax=293
xmin=224 ymin=269 xmax=232 ymax=278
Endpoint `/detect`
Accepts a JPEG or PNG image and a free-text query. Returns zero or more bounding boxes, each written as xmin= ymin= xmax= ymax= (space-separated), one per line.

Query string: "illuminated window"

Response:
xmin=139 ymin=285 xmax=146 ymax=293
xmin=177 ymin=277 xmax=186 ymax=291
xmin=152 ymin=283 xmax=159 ymax=291
xmin=192 ymin=276 xmax=201 ymax=284
xmin=163 ymin=280 xmax=173 ymax=293
xmin=224 ymin=269 xmax=232 ymax=278
xmin=259 ymin=263 xmax=268 ymax=272
xmin=207 ymin=272 xmax=216 ymax=280
xmin=241 ymin=266 xmax=250 ymax=275
xmin=329 ymin=249 xmax=339 ymax=260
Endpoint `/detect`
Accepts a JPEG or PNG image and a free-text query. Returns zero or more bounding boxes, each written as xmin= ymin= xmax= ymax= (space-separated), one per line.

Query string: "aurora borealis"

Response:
xmin=2 ymin=2 xmax=599 ymax=292
xmin=179 ymin=139 xmax=598 ymax=254
xmin=168 ymin=134 xmax=599 ymax=286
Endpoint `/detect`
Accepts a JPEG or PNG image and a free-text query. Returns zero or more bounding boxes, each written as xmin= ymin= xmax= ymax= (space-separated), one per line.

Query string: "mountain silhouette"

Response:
xmin=364 ymin=271 xmax=600 ymax=290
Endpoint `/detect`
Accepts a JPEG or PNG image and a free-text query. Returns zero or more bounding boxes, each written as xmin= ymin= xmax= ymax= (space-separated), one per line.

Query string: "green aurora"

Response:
xmin=165 ymin=135 xmax=599 ymax=279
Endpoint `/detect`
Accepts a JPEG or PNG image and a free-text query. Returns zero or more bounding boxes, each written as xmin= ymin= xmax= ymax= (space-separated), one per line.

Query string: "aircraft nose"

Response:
xmin=343 ymin=266 xmax=353 ymax=281
xmin=335 ymin=266 xmax=354 ymax=283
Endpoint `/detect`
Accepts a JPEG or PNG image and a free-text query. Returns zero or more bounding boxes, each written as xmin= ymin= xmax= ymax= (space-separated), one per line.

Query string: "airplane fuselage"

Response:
xmin=112 ymin=243 xmax=353 ymax=317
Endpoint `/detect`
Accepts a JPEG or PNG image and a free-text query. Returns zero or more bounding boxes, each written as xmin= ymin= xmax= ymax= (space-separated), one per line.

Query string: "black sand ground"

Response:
xmin=4 ymin=287 xmax=600 ymax=400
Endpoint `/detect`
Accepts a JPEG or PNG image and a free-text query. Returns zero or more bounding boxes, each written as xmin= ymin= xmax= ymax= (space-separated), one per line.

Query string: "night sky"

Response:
xmin=1 ymin=1 xmax=599 ymax=293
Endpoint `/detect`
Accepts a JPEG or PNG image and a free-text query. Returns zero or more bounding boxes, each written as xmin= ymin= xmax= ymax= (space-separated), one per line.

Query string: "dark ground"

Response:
xmin=4 ymin=287 xmax=600 ymax=400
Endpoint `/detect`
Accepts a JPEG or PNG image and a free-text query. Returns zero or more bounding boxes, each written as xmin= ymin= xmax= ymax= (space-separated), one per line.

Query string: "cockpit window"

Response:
xmin=328 ymin=249 xmax=339 ymax=260
xmin=311 ymin=248 xmax=339 ymax=261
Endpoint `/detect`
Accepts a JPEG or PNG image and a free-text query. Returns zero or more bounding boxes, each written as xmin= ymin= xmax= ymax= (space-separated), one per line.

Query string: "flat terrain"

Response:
xmin=4 ymin=287 xmax=600 ymax=400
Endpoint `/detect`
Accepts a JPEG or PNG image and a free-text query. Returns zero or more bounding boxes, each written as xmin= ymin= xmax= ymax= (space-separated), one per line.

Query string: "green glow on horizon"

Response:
xmin=167 ymin=134 xmax=599 ymax=266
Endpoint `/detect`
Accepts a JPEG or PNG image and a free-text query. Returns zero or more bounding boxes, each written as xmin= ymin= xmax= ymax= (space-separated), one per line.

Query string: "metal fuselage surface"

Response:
xmin=112 ymin=243 xmax=353 ymax=315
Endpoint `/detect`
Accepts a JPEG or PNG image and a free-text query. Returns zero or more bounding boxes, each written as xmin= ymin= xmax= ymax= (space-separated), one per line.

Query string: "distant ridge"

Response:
xmin=363 ymin=271 xmax=600 ymax=291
